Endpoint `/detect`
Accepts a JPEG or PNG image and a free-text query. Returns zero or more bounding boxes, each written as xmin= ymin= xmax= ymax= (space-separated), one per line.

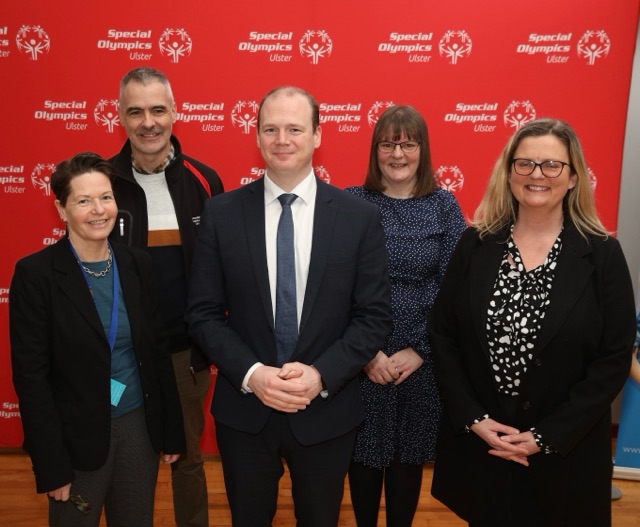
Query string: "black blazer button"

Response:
xmin=533 ymin=357 xmax=542 ymax=366
xmin=521 ymin=401 xmax=532 ymax=410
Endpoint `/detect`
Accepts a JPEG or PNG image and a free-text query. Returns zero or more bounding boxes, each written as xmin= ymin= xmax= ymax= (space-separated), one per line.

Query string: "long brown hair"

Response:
xmin=364 ymin=105 xmax=435 ymax=197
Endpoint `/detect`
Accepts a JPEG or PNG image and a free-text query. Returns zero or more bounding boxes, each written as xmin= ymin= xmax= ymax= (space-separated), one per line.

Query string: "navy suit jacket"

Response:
xmin=10 ymin=239 xmax=185 ymax=493
xmin=187 ymin=177 xmax=393 ymax=445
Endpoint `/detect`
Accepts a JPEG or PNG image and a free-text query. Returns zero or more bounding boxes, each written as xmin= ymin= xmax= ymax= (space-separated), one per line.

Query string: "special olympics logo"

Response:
xmin=231 ymin=101 xmax=259 ymax=134
xmin=577 ymin=30 xmax=611 ymax=65
xmin=367 ymin=101 xmax=395 ymax=127
xmin=159 ymin=28 xmax=193 ymax=63
xmin=299 ymin=30 xmax=333 ymax=65
xmin=16 ymin=25 xmax=51 ymax=61
xmin=314 ymin=165 xmax=330 ymax=184
xmin=503 ymin=101 xmax=536 ymax=130
xmin=439 ymin=30 xmax=472 ymax=64
xmin=435 ymin=166 xmax=464 ymax=193
xmin=94 ymin=100 xmax=120 ymax=133
xmin=31 ymin=163 xmax=55 ymax=196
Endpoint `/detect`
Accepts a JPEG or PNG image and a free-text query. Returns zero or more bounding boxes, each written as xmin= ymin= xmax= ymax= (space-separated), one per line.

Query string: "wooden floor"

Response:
xmin=1 ymin=450 xmax=639 ymax=526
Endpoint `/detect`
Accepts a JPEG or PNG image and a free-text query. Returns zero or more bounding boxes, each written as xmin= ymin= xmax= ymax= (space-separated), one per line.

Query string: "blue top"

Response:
xmin=84 ymin=261 xmax=143 ymax=418
xmin=345 ymin=186 xmax=466 ymax=467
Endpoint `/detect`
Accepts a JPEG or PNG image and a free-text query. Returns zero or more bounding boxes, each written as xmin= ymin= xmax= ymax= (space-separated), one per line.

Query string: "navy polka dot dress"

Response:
xmin=345 ymin=186 xmax=466 ymax=468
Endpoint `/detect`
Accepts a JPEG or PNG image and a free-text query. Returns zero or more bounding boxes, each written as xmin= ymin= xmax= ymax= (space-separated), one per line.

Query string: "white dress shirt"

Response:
xmin=242 ymin=171 xmax=317 ymax=391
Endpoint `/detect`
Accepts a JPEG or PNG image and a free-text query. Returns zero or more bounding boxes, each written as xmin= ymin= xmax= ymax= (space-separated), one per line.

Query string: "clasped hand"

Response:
xmin=364 ymin=348 xmax=424 ymax=385
xmin=470 ymin=418 xmax=540 ymax=466
xmin=248 ymin=362 xmax=323 ymax=413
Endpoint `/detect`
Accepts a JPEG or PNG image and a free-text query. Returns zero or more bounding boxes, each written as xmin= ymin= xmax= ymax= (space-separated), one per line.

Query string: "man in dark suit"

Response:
xmin=186 ymin=86 xmax=393 ymax=526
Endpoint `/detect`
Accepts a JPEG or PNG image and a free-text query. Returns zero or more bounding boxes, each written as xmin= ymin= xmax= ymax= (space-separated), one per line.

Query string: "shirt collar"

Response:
xmin=264 ymin=169 xmax=317 ymax=206
xmin=131 ymin=144 xmax=176 ymax=175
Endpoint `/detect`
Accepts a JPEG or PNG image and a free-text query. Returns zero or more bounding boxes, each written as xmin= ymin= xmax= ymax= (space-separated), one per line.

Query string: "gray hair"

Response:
xmin=119 ymin=67 xmax=174 ymax=104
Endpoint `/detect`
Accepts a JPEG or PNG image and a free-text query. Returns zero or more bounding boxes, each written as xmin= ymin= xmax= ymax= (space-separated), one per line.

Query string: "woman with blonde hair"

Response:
xmin=475 ymin=118 xmax=606 ymax=239
xmin=429 ymin=118 xmax=635 ymax=526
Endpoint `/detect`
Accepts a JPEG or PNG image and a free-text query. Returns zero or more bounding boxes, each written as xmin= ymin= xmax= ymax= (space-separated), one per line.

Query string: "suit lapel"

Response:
xmin=54 ymin=239 xmax=107 ymax=341
xmin=469 ymin=226 xmax=593 ymax=359
xmin=243 ymin=179 xmax=274 ymax=327
xmin=299 ymin=180 xmax=337 ymax=333
xmin=535 ymin=226 xmax=593 ymax=353
xmin=469 ymin=233 xmax=505 ymax=360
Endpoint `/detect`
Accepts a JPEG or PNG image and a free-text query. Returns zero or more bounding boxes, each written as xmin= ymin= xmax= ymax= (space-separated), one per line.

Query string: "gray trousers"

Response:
xmin=48 ymin=405 xmax=159 ymax=527
xmin=170 ymin=349 xmax=211 ymax=527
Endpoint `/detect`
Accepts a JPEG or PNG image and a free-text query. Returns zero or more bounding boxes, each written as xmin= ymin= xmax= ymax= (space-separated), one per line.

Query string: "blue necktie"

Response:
xmin=275 ymin=193 xmax=298 ymax=366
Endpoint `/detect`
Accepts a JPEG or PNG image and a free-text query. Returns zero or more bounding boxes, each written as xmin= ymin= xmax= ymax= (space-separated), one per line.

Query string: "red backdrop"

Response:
xmin=1 ymin=0 xmax=638 ymax=452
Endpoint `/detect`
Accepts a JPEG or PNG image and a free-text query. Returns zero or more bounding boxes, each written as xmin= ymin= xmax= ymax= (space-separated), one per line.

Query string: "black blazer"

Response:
xmin=187 ymin=177 xmax=393 ymax=445
xmin=10 ymin=238 xmax=185 ymax=494
xmin=429 ymin=225 xmax=636 ymax=526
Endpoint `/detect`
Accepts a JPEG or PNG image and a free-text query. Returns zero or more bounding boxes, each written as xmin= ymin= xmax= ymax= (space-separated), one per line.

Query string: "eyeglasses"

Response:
xmin=70 ymin=494 xmax=92 ymax=516
xmin=377 ymin=141 xmax=419 ymax=153
xmin=512 ymin=158 xmax=571 ymax=178
xmin=48 ymin=493 xmax=92 ymax=516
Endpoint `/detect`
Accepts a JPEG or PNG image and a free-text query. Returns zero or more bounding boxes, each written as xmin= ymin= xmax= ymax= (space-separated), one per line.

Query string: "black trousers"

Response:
xmin=216 ymin=413 xmax=357 ymax=527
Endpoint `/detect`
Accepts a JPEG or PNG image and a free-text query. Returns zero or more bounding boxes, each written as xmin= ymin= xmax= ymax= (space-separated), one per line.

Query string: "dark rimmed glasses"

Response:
xmin=377 ymin=141 xmax=419 ymax=153
xmin=511 ymin=158 xmax=571 ymax=178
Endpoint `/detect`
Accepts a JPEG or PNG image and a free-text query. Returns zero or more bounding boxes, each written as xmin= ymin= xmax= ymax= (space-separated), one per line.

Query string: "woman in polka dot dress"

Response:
xmin=346 ymin=105 xmax=465 ymax=527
